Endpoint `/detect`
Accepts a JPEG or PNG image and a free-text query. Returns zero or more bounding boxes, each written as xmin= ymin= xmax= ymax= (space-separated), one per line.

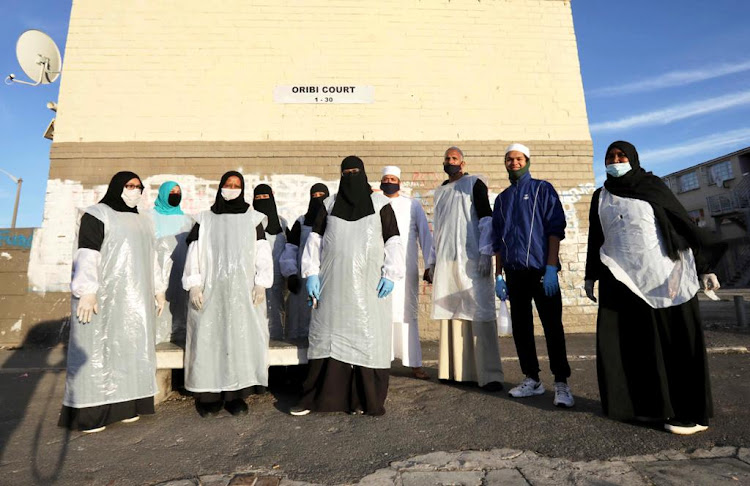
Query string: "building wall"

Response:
xmin=14 ymin=0 xmax=597 ymax=345
xmin=666 ymin=155 xmax=746 ymax=238
xmin=55 ymin=0 xmax=589 ymax=143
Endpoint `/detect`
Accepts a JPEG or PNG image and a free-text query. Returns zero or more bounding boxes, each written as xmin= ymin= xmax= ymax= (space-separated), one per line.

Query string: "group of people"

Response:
xmin=60 ymin=141 xmax=725 ymax=437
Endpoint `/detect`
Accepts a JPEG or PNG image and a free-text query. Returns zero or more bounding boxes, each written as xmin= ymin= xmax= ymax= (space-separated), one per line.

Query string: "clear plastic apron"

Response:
xmin=308 ymin=193 xmax=393 ymax=369
xmin=390 ymin=196 xmax=420 ymax=324
xmin=599 ymin=188 xmax=699 ymax=309
xmin=184 ymin=209 xmax=269 ymax=392
xmin=431 ymin=175 xmax=495 ymax=322
xmin=152 ymin=213 xmax=192 ymax=344
xmin=285 ymin=216 xmax=313 ymax=339
xmin=65 ymin=203 xmax=157 ymax=408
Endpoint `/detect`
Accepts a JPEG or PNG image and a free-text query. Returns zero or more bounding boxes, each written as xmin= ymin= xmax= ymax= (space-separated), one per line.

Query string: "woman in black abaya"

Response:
xmin=584 ymin=141 xmax=726 ymax=435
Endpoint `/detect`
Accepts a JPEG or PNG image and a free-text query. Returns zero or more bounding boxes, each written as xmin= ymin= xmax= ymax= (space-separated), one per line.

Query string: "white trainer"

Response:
xmin=82 ymin=426 xmax=106 ymax=434
xmin=121 ymin=416 xmax=140 ymax=423
xmin=552 ymin=382 xmax=575 ymax=408
xmin=508 ymin=377 xmax=545 ymax=398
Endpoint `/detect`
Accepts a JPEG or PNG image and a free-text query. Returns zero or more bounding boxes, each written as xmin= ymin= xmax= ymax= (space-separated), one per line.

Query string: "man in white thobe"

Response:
xmin=380 ymin=166 xmax=434 ymax=380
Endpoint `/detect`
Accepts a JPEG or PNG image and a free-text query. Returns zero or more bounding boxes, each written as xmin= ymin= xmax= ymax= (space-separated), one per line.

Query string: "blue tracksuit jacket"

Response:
xmin=492 ymin=172 xmax=566 ymax=271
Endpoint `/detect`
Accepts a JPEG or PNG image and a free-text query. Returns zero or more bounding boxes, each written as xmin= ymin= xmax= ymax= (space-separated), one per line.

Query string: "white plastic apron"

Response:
xmin=308 ymin=193 xmax=393 ymax=369
xmin=431 ymin=175 xmax=496 ymax=321
xmin=152 ymin=213 xmax=192 ymax=344
xmin=599 ymin=188 xmax=699 ymax=309
xmin=285 ymin=216 xmax=313 ymax=339
xmin=65 ymin=203 xmax=157 ymax=408
xmin=184 ymin=209 xmax=269 ymax=392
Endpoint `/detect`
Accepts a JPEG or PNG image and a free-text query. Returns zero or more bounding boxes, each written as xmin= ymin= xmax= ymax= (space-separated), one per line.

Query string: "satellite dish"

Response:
xmin=5 ymin=30 xmax=62 ymax=86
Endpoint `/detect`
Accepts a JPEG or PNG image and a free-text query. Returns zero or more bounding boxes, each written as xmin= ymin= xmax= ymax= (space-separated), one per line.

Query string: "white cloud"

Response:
xmin=639 ymin=127 xmax=750 ymax=166
xmin=591 ymin=59 xmax=750 ymax=97
xmin=590 ymin=90 xmax=750 ymax=133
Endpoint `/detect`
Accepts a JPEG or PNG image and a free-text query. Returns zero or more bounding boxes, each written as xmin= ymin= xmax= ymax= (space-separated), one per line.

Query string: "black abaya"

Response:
xmin=596 ymin=267 xmax=712 ymax=425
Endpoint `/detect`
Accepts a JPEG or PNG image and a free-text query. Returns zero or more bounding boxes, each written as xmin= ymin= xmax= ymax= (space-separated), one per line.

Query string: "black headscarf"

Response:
xmin=330 ymin=156 xmax=374 ymax=221
xmin=211 ymin=171 xmax=250 ymax=214
xmin=303 ymin=183 xmax=330 ymax=226
xmin=253 ymin=183 xmax=283 ymax=235
xmin=603 ymin=141 xmax=726 ymax=273
xmin=99 ymin=171 xmax=142 ymax=213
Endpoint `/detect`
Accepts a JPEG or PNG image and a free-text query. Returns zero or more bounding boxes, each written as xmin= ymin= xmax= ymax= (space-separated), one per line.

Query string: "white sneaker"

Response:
xmin=82 ymin=426 xmax=106 ymax=434
xmin=552 ymin=382 xmax=575 ymax=408
xmin=509 ymin=377 xmax=545 ymax=398
xmin=664 ymin=421 xmax=708 ymax=435
xmin=290 ymin=406 xmax=311 ymax=416
xmin=121 ymin=416 xmax=140 ymax=423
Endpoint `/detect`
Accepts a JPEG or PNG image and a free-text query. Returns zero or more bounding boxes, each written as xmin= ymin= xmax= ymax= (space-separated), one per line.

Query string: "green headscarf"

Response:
xmin=154 ymin=181 xmax=184 ymax=215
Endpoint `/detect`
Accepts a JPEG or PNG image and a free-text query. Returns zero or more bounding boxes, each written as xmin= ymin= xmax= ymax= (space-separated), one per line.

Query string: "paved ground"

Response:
xmin=0 ymin=290 xmax=748 ymax=485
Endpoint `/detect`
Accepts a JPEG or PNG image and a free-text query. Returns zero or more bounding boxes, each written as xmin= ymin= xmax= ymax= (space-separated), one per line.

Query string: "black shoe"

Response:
xmin=225 ymin=399 xmax=249 ymax=416
xmin=196 ymin=400 xmax=223 ymax=417
xmin=481 ymin=381 xmax=504 ymax=392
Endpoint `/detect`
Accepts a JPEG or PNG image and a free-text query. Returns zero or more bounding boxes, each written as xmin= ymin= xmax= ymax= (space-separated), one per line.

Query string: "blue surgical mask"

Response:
xmin=605 ymin=163 xmax=632 ymax=178
xmin=380 ymin=182 xmax=400 ymax=195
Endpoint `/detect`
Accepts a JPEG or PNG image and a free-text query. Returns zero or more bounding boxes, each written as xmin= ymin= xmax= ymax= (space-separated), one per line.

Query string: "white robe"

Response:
xmin=387 ymin=195 xmax=433 ymax=367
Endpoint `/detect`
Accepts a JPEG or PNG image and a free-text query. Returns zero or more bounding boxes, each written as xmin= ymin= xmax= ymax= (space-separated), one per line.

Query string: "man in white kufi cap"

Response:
xmin=380 ymin=166 xmax=434 ymax=380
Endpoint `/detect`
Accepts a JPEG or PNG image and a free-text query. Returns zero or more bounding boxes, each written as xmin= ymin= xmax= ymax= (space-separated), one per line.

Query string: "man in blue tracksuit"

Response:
xmin=492 ymin=143 xmax=574 ymax=408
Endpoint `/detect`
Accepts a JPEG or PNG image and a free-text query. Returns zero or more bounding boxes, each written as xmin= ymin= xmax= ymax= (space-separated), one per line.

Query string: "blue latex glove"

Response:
xmin=495 ymin=275 xmax=508 ymax=301
xmin=542 ymin=265 xmax=559 ymax=297
xmin=306 ymin=274 xmax=321 ymax=304
xmin=376 ymin=277 xmax=394 ymax=298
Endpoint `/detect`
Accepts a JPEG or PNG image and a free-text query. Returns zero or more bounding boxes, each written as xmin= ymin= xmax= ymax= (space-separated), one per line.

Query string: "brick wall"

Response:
xmin=55 ymin=0 xmax=589 ymax=143
xmin=27 ymin=139 xmax=596 ymax=341
xmin=0 ymin=228 xmax=69 ymax=347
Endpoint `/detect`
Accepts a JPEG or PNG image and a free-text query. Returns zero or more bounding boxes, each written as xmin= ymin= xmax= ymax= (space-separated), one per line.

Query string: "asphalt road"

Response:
xmin=0 ymin=299 xmax=748 ymax=485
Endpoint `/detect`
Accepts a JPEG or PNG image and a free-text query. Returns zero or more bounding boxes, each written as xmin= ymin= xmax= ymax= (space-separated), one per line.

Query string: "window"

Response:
xmin=678 ymin=171 xmax=699 ymax=193
xmin=708 ymin=160 xmax=734 ymax=186
xmin=687 ymin=209 xmax=706 ymax=227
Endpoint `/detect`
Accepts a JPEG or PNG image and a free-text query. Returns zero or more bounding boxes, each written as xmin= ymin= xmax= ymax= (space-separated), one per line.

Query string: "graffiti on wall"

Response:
xmin=0 ymin=230 xmax=33 ymax=249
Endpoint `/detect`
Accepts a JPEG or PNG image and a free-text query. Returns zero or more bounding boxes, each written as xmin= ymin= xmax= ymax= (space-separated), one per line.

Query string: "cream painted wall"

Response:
xmin=55 ymin=0 xmax=590 ymax=143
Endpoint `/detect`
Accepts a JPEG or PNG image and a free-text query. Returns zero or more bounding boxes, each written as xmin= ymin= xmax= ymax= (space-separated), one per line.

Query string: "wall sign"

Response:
xmin=273 ymin=85 xmax=374 ymax=104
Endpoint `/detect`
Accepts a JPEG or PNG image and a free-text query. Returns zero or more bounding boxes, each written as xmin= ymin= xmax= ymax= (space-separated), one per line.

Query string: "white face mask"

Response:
xmin=605 ymin=162 xmax=632 ymax=178
xmin=221 ymin=188 xmax=242 ymax=200
xmin=121 ymin=188 xmax=142 ymax=208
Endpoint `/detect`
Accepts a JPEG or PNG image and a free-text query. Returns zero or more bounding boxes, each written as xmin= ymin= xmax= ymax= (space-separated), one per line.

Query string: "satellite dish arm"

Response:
xmin=5 ymin=56 xmax=60 ymax=86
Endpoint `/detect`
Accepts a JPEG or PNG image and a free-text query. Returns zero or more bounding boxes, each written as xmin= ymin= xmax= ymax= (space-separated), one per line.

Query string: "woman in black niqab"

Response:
xmin=303 ymin=183 xmax=330 ymax=226
xmin=253 ymin=184 xmax=283 ymax=235
xmin=211 ymin=171 xmax=250 ymax=215
xmin=330 ymin=156 xmax=374 ymax=221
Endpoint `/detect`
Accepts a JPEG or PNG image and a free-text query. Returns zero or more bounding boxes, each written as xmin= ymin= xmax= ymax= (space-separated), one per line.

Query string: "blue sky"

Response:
xmin=1 ymin=1 xmax=749 ymax=227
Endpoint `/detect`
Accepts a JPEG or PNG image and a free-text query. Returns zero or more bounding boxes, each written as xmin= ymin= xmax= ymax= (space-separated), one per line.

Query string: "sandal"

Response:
xmin=412 ymin=368 xmax=430 ymax=380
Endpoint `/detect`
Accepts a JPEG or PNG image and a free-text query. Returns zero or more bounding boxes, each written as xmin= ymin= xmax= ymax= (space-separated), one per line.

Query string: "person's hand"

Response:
xmin=287 ymin=274 xmax=301 ymax=294
xmin=584 ymin=280 xmax=597 ymax=303
xmin=542 ymin=265 xmax=559 ymax=297
xmin=423 ymin=268 xmax=433 ymax=284
xmin=495 ymin=276 xmax=508 ymax=301
xmin=76 ymin=294 xmax=98 ymax=324
xmin=189 ymin=286 xmax=204 ymax=310
xmin=155 ymin=292 xmax=167 ymax=317
xmin=377 ymin=277 xmax=395 ymax=298
xmin=478 ymin=254 xmax=492 ymax=276
xmin=701 ymin=273 xmax=720 ymax=291
xmin=252 ymin=285 xmax=266 ymax=306
xmin=306 ymin=275 xmax=321 ymax=301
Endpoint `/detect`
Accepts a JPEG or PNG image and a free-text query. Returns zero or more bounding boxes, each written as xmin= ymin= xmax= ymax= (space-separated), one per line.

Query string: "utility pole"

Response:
xmin=0 ymin=169 xmax=22 ymax=229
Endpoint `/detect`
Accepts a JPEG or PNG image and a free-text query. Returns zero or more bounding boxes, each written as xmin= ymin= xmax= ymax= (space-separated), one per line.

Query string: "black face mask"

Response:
xmin=380 ymin=182 xmax=400 ymax=195
xmin=168 ymin=193 xmax=182 ymax=207
xmin=443 ymin=164 xmax=462 ymax=176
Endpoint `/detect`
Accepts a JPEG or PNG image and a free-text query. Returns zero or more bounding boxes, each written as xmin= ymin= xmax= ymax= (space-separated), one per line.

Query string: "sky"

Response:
xmin=1 ymin=1 xmax=749 ymax=227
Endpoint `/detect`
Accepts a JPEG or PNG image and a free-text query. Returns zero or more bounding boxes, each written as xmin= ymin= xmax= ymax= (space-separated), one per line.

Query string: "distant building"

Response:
xmin=662 ymin=146 xmax=750 ymax=286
